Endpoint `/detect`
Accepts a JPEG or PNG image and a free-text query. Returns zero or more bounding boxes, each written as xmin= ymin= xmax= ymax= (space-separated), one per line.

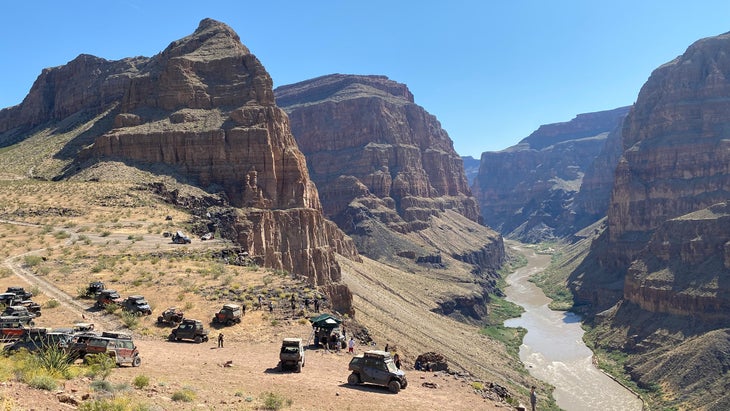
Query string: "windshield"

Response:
xmin=385 ymin=360 xmax=398 ymax=373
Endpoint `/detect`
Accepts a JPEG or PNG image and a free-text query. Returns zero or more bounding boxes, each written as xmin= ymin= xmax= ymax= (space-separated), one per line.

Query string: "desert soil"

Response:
xmin=0 ymin=222 xmax=510 ymax=411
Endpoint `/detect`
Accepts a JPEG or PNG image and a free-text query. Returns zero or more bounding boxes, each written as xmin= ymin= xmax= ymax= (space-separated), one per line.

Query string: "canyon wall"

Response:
xmin=472 ymin=107 xmax=629 ymax=242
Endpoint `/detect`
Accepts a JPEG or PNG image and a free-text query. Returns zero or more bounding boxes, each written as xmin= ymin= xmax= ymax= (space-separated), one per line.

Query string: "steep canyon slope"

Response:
xmin=572 ymin=31 xmax=730 ymax=410
xmin=275 ymin=74 xmax=504 ymax=321
xmin=0 ymin=19 xmax=357 ymax=312
xmin=472 ymin=106 xmax=629 ymax=243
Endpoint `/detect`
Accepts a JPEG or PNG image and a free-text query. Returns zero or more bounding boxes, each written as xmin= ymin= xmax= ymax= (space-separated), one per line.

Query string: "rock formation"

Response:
xmin=275 ymin=74 xmax=504 ymax=320
xmin=275 ymin=74 xmax=481 ymax=230
xmin=461 ymin=155 xmax=480 ymax=186
xmin=573 ymin=31 xmax=730 ymax=410
xmin=472 ymin=107 xmax=629 ymax=242
xmin=0 ymin=19 xmax=358 ymax=313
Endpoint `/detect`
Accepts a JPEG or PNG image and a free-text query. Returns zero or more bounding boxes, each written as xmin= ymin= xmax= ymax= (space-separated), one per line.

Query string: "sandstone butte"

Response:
xmin=0 ymin=18 xmax=358 ymax=314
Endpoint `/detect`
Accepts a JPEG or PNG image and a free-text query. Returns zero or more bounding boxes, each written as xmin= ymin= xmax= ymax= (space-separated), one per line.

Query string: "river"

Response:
xmin=503 ymin=244 xmax=643 ymax=411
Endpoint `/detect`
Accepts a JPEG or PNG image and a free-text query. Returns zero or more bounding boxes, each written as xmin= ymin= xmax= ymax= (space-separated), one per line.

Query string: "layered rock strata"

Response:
xmin=0 ymin=19 xmax=358 ymax=313
xmin=472 ymin=107 xmax=629 ymax=242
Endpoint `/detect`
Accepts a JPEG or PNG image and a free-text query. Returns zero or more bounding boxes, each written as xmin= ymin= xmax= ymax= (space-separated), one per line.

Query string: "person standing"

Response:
xmin=530 ymin=386 xmax=537 ymax=411
xmin=268 ymin=300 xmax=274 ymax=313
xmin=218 ymin=332 xmax=224 ymax=348
xmin=348 ymin=337 xmax=355 ymax=353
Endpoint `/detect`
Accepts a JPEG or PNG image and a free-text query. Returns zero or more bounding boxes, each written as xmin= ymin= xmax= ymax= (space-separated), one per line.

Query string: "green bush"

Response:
xmin=120 ymin=311 xmax=139 ymax=330
xmin=45 ymin=299 xmax=60 ymax=309
xmin=23 ymin=255 xmax=43 ymax=267
xmin=28 ymin=374 xmax=57 ymax=391
xmin=84 ymin=353 xmax=115 ymax=380
xmin=132 ymin=374 xmax=150 ymax=389
xmin=261 ymin=391 xmax=292 ymax=410
xmin=171 ymin=388 xmax=196 ymax=402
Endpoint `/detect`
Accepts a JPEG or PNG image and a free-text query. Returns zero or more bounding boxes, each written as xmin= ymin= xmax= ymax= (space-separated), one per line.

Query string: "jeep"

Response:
xmin=95 ymin=289 xmax=123 ymax=308
xmin=5 ymin=286 xmax=32 ymax=300
xmin=86 ymin=281 xmax=105 ymax=297
xmin=83 ymin=331 xmax=141 ymax=367
xmin=157 ymin=307 xmax=184 ymax=325
xmin=121 ymin=295 xmax=152 ymax=316
xmin=279 ymin=337 xmax=305 ymax=372
xmin=18 ymin=300 xmax=41 ymax=316
xmin=0 ymin=292 xmax=16 ymax=307
xmin=171 ymin=231 xmax=192 ymax=244
xmin=347 ymin=350 xmax=408 ymax=393
xmin=3 ymin=328 xmax=74 ymax=353
xmin=0 ymin=305 xmax=37 ymax=326
xmin=169 ymin=319 xmax=209 ymax=343
xmin=212 ymin=303 xmax=242 ymax=326
xmin=0 ymin=319 xmax=25 ymax=341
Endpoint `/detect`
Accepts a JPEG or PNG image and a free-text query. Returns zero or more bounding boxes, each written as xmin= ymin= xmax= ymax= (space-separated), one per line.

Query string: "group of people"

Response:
xmin=255 ymin=295 xmax=321 ymax=312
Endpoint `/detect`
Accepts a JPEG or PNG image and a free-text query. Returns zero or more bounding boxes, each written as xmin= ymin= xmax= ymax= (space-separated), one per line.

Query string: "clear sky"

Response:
xmin=2 ymin=1 xmax=730 ymax=157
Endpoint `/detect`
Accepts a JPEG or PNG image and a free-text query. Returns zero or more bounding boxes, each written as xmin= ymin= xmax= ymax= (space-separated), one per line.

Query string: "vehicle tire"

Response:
xmin=132 ymin=356 xmax=141 ymax=367
xmin=135 ymin=311 xmax=143 ymax=317
xmin=204 ymin=336 xmax=209 ymax=342
xmin=347 ymin=373 xmax=360 ymax=385
xmin=226 ymin=319 xmax=233 ymax=326
xmin=194 ymin=335 xmax=202 ymax=344
xmin=168 ymin=333 xmax=176 ymax=341
xmin=388 ymin=380 xmax=401 ymax=394
xmin=296 ymin=361 xmax=302 ymax=373
xmin=157 ymin=316 xmax=163 ymax=323
xmin=401 ymin=379 xmax=408 ymax=389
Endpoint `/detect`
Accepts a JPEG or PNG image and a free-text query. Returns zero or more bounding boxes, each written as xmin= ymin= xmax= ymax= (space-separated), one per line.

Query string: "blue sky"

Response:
xmin=2 ymin=1 xmax=730 ymax=157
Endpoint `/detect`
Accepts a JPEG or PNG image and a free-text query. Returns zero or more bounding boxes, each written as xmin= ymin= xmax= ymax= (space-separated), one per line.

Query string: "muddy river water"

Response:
xmin=503 ymin=244 xmax=642 ymax=411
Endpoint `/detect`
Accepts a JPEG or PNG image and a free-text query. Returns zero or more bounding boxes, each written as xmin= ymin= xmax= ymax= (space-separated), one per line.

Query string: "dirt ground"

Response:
xmin=1 ymin=298 xmax=504 ymax=411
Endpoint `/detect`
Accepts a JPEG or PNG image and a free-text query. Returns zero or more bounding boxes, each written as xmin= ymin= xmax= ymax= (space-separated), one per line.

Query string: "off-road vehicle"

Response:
xmin=5 ymin=286 xmax=32 ymax=300
xmin=169 ymin=319 xmax=209 ymax=343
xmin=279 ymin=337 xmax=305 ymax=372
xmin=347 ymin=350 xmax=408 ymax=393
xmin=0 ymin=292 xmax=17 ymax=307
xmin=212 ymin=303 xmax=242 ymax=326
xmin=86 ymin=281 xmax=105 ymax=297
xmin=157 ymin=307 xmax=184 ymax=325
xmin=171 ymin=231 xmax=192 ymax=244
xmin=0 ymin=319 xmax=25 ymax=341
xmin=95 ymin=289 xmax=123 ymax=308
xmin=3 ymin=328 xmax=74 ymax=353
xmin=83 ymin=331 xmax=141 ymax=367
xmin=121 ymin=295 xmax=152 ymax=316
xmin=0 ymin=305 xmax=37 ymax=326
xmin=18 ymin=300 xmax=41 ymax=316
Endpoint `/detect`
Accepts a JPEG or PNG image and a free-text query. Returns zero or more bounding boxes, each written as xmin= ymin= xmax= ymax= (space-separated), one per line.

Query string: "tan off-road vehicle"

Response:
xmin=348 ymin=350 xmax=408 ymax=393
xmin=279 ymin=337 xmax=305 ymax=373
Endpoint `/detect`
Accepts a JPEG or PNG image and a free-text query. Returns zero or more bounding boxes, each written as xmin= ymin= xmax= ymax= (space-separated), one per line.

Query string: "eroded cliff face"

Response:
xmin=275 ymin=74 xmax=504 ymax=320
xmin=576 ymin=32 xmax=730 ymax=410
xmin=0 ymin=18 xmax=358 ymax=313
xmin=472 ymin=107 xmax=629 ymax=243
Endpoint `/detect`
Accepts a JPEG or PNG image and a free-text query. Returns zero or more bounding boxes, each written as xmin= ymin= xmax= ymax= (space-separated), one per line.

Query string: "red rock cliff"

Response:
xmin=1 ymin=18 xmax=358 ymax=313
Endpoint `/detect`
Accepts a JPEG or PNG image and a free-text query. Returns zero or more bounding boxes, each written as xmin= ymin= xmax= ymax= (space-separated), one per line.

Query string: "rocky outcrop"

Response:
xmin=275 ymin=74 xmax=481 ymax=232
xmin=275 ymin=75 xmax=502 ymax=271
xmin=275 ymin=74 xmax=504 ymax=319
xmin=575 ymin=31 xmax=730 ymax=411
xmin=461 ymin=156 xmax=480 ymax=186
xmin=0 ymin=18 xmax=359 ymax=313
xmin=472 ymin=107 xmax=629 ymax=242
xmin=0 ymin=55 xmax=147 ymax=146
xmin=623 ymin=202 xmax=730 ymax=319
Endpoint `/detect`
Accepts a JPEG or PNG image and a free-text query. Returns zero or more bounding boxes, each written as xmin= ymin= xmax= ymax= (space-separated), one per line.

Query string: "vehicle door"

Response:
xmin=362 ymin=357 xmax=390 ymax=385
xmin=115 ymin=340 xmax=135 ymax=364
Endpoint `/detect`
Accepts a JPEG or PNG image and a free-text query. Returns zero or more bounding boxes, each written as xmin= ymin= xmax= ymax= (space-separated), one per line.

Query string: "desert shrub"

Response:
xmin=104 ymin=303 xmax=120 ymax=314
xmin=32 ymin=344 xmax=73 ymax=377
xmin=90 ymin=380 xmax=113 ymax=392
xmin=23 ymin=255 xmax=43 ymax=267
xmin=171 ymin=388 xmax=196 ymax=402
xmin=84 ymin=353 xmax=115 ymax=380
xmin=45 ymin=299 xmax=60 ymax=309
xmin=132 ymin=374 xmax=149 ymax=389
xmin=261 ymin=391 xmax=292 ymax=410
xmin=120 ymin=311 xmax=139 ymax=330
xmin=53 ymin=230 xmax=71 ymax=239
xmin=28 ymin=374 xmax=57 ymax=390
xmin=471 ymin=381 xmax=485 ymax=391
